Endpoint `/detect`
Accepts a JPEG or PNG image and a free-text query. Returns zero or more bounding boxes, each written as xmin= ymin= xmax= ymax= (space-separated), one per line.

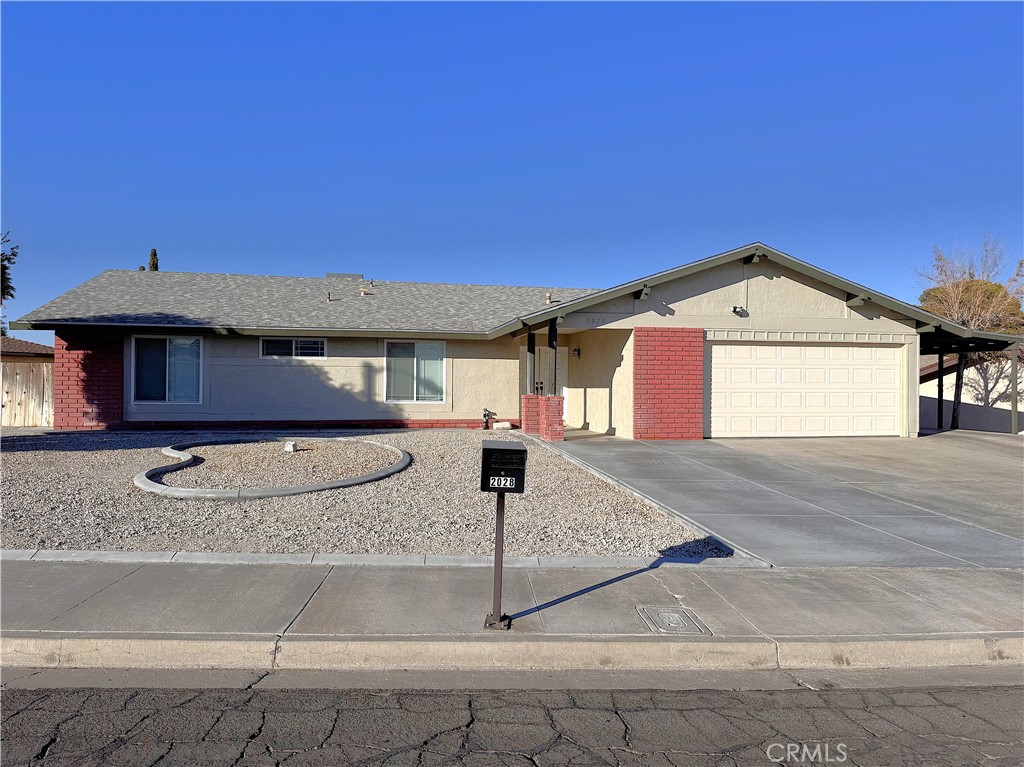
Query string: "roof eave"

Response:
xmin=506 ymin=242 xmax=1024 ymax=347
xmin=9 ymin=319 xmax=495 ymax=340
xmin=513 ymin=243 xmax=765 ymax=327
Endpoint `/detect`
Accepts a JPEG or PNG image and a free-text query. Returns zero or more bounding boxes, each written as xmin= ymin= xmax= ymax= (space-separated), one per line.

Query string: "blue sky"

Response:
xmin=3 ymin=2 xmax=1022 ymax=345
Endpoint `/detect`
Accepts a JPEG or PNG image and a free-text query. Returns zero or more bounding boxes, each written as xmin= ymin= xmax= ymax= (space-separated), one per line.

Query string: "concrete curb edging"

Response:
xmin=132 ymin=437 xmax=411 ymax=500
xmin=0 ymin=549 xmax=756 ymax=568
xmin=3 ymin=634 xmax=1020 ymax=672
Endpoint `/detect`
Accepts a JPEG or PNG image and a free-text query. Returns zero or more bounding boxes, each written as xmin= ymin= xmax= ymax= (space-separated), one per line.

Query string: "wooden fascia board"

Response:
xmin=511 ymin=242 xmax=1022 ymax=346
xmin=10 ymin=320 xmax=493 ymax=341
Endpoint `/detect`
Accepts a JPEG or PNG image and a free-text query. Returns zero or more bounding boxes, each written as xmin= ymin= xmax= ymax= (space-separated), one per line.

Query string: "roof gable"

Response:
xmin=501 ymin=243 xmax=1021 ymax=352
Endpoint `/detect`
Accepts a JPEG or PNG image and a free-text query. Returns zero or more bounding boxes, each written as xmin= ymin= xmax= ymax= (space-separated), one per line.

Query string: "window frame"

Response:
xmin=384 ymin=340 xmax=447 ymax=404
xmin=130 ymin=335 xmax=204 ymax=405
xmin=259 ymin=337 xmax=327 ymax=359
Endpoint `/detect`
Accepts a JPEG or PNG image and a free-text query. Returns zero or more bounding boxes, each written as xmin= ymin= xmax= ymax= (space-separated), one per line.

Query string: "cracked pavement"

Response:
xmin=2 ymin=686 xmax=1021 ymax=766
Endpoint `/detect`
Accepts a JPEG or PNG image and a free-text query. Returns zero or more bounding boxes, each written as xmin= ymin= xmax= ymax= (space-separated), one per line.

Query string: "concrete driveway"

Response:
xmin=555 ymin=431 xmax=1023 ymax=568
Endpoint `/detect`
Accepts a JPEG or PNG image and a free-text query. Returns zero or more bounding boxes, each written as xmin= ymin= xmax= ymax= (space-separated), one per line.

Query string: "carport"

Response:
xmin=921 ymin=326 xmax=1020 ymax=434
xmin=555 ymin=432 xmax=1024 ymax=568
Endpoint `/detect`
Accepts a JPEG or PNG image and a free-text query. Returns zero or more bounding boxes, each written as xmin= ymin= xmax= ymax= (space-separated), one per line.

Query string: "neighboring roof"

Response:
xmin=919 ymin=354 xmax=990 ymax=383
xmin=12 ymin=271 xmax=596 ymax=337
xmin=0 ymin=338 xmax=55 ymax=357
xmin=12 ymin=242 xmax=1024 ymax=352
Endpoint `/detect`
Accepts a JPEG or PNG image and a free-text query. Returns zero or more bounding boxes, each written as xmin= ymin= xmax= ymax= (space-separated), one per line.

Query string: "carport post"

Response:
xmin=937 ymin=354 xmax=944 ymax=430
xmin=1011 ymin=346 xmax=1019 ymax=435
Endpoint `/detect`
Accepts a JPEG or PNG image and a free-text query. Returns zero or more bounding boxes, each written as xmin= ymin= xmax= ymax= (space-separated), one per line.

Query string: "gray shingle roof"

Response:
xmin=14 ymin=270 xmax=596 ymax=335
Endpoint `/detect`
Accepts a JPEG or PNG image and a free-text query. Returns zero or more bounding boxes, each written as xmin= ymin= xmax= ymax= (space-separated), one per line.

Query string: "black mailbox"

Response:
xmin=480 ymin=440 xmax=527 ymax=494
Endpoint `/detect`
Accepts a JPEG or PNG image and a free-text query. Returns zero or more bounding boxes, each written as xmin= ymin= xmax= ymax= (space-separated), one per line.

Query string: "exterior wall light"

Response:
xmin=572 ymin=348 xmax=581 ymax=358
xmin=731 ymin=306 xmax=748 ymax=317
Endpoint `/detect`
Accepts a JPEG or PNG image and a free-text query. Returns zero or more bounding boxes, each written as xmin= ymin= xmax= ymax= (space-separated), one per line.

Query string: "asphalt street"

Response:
xmin=2 ymin=685 xmax=1021 ymax=766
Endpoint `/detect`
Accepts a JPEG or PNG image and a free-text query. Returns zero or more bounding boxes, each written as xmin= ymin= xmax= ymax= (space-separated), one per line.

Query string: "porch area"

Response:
xmin=517 ymin=323 xmax=637 ymax=442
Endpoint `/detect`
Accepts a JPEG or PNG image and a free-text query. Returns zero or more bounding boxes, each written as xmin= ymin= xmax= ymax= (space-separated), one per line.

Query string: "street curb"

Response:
xmin=132 ymin=437 xmax=411 ymax=500
xmin=776 ymin=636 xmax=1024 ymax=669
xmin=0 ymin=549 xmax=756 ymax=568
xmin=1 ymin=634 xmax=277 ymax=670
xmin=3 ymin=633 xmax=1020 ymax=672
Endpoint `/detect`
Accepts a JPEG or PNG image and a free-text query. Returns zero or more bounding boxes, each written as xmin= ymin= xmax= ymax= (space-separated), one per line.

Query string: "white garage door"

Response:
xmin=710 ymin=344 xmax=902 ymax=437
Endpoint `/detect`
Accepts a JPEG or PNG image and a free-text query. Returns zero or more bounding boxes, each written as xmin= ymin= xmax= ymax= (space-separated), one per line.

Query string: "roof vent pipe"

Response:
xmin=546 ymin=292 xmax=553 ymax=305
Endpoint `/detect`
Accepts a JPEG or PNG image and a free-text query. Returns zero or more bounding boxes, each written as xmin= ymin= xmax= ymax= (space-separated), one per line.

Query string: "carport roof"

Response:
xmin=500 ymin=242 xmax=1022 ymax=353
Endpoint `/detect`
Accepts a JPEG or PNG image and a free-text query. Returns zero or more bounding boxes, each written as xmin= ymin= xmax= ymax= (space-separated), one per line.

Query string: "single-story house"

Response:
xmin=12 ymin=243 xmax=1022 ymax=439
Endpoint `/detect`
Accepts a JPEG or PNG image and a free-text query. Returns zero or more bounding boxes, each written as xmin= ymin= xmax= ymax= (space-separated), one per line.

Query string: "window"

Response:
xmin=133 ymin=337 xmax=201 ymax=403
xmin=386 ymin=342 xmax=445 ymax=402
xmin=260 ymin=338 xmax=326 ymax=358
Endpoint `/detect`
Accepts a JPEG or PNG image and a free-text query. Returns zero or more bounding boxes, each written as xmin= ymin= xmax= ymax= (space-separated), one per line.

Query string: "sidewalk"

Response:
xmin=2 ymin=557 xmax=1021 ymax=672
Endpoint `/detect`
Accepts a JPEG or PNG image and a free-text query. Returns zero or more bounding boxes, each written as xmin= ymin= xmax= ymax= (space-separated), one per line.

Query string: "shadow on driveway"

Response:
xmin=553 ymin=434 xmax=1023 ymax=568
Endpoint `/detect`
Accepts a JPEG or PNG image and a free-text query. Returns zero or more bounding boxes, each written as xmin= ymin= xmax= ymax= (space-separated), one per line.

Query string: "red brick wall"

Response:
xmin=522 ymin=394 xmax=563 ymax=441
xmin=520 ymin=394 xmax=542 ymax=434
xmin=120 ymin=419 xmax=520 ymax=431
xmin=54 ymin=333 xmax=125 ymax=430
xmin=539 ymin=396 xmax=565 ymax=442
xmin=633 ymin=327 xmax=705 ymax=440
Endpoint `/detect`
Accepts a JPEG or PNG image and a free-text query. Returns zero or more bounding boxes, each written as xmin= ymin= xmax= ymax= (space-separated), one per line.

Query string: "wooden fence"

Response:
xmin=1 ymin=360 xmax=53 ymax=428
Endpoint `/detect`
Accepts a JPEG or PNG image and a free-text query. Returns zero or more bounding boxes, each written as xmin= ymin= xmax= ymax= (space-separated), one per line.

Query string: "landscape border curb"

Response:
xmin=132 ymin=436 xmax=411 ymax=500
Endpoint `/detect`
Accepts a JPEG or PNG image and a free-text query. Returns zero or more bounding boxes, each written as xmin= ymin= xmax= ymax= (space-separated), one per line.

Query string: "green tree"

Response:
xmin=919 ymin=236 xmax=1024 ymax=429
xmin=1 ymin=230 xmax=18 ymax=336
xmin=148 ymin=248 xmax=159 ymax=272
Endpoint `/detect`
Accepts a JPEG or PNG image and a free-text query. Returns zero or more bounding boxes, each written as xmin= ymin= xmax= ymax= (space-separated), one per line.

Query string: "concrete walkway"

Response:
xmin=2 ymin=559 xmax=1020 ymax=672
xmin=554 ymin=431 xmax=1024 ymax=567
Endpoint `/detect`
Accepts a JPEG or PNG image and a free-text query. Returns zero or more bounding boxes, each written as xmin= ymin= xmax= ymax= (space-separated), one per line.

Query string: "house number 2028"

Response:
xmin=488 ymin=476 xmax=516 ymax=489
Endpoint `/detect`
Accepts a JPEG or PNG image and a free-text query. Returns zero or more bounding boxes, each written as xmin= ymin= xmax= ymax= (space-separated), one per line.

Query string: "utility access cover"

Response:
xmin=637 ymin=606 xmax=712 ymax=635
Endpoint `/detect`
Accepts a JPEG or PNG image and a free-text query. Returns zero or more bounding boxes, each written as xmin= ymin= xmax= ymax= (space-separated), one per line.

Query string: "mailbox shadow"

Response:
xmin=508 ymin=539 xmax=725 ymax=623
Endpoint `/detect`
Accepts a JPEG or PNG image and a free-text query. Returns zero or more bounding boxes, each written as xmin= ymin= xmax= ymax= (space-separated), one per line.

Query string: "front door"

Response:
xmin=520 ymin=345 xmax=569 ymax=418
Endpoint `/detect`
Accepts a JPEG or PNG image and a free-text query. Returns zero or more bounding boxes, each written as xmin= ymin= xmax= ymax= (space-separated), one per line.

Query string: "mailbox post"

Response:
xmin=480 ymin=440 xmax=527 ymax=630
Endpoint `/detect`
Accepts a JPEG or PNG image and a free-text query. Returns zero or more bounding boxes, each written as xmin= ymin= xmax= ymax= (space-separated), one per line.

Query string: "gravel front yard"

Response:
xmin=0 ymin=429 xmax=717 ymax=558
xmin=164 ymin=439 xmax=398 ymax=489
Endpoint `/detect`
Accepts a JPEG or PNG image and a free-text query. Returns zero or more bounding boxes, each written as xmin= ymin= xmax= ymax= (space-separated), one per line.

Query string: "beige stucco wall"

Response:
xmin=562 ymin=329 xmax=634 ymax=438
xmin=560 ymin=260 xmax=916 ymax=334
xmin=122 ymin=334 xmax=520 ymax=422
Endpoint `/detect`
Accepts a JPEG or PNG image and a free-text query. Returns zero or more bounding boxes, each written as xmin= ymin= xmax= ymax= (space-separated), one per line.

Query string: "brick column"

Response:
xmin=633 ymin=327 xmax=704 ymax=440
xmin=520 ymin=394 xmax=542 ymax=434
xmin=539 ymin=396 xmax=565 ymax=442
xmin=54 ymin=333 xmax=125 ymax=430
